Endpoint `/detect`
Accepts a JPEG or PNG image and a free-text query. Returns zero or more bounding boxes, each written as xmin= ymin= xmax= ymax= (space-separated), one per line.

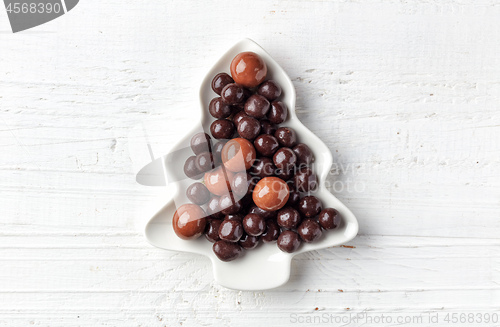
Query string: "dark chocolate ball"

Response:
xmin=190 ymin=132 xmax=212 ymax=155
xmin=294 ymin=166 xmax=318 ymax=192
xmin=186 ymin=182 xmax=210 ymax=205
xmin=254 ymin=134 xmax=280 ymax=157
xmin=213 ymin=240 xmax=242 ymax=261
xmin=211 ymin=73 xmax=234 ymax=95
xmin=209 ymin=97 xmax=232 ymax=119
xmin=221 ymin=83 xmax=245 ymax=105
xmin=257 ymin=80 xmax=282 ymax=101
xmin=206 ymin=196 xmax=224 ymax=219
xmin=276 ymin=207 xmax=302 ymax=229
xmin=275 ymin=127 xmax=298 ymax=147
xmin=237 ymin=116 xmax=261 ymax=140
xmin=297 ymin=219 xmax=322 ymax=243
xmin=242 ymin=213 xmax=266 ymax=236
xmin=195 ymin=151 xmax=215 ymax=173
xmin=273 ymin=147 xmax=297 ymax=171
xmin=261 ymin=219 xmax=280 ymax=243
xmin=298 ymin=196 xmax=322 ymax=218
xmin=268 ymin=101 xmax=288 ymax=124
xmin=293 ymin=143 xmax=313 ymax=166
xmin=205 ymin=219 xmax=222 ymax=243
xmin=184 ymin=155 xmax=203 ymax=179
xmin=230 ymin=172 xmax=256 ymax=197
xmin=210 ymin=119 xmax=235 ymax=139
xmin=318 ymin=208 xmax=341 ymax=229
xmin=219 ymin=193 xmax=242 ymax=215
xmin=239 ymin=234 xmax=260 ymax=250
xmin=244 ymin=94 xmax=270 ymax=119
xmin=277 ymin=230 xmax=301 ymax=253
xmin=218 ymin=219 xmax=243 ymax=242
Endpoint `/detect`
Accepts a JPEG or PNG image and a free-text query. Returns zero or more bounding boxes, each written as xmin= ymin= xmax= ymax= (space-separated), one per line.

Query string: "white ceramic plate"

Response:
xmin=144 ymin=38 xmax=359 ymax=291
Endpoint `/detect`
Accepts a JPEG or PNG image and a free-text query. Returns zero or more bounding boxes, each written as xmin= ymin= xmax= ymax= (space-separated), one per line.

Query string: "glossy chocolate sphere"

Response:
xmin=277 ymin=230 xmax=301 ymax=253
xmin=252 ymin=177 xmax=290 ymax=211
xmin=221 ymin=83 xmax=245 ymax=105
xmin=318 ymin=208 xmax=341 ymax=229
xmin=268 ymin=101 xmax=288 ymax=124
xmin=298 ymin=219 xmax=322 ymax=243
xmin=186 ymin=182 xmax=210 ymax=205
xmin=172 ymin=204 xmax=207 ymax=240
xmin=221 ymin=138 xmax=257 ymax=172
xmin=273 ymin=147 xmax=297 ymax=171
xmin=213 ymin=240 xmax=242 ymax=262
xmin=230 ymin=172 xmax=256 ymax=197
xmin=237 ymin=116 xmax=261 ymax=140
xmin=209 ymin=97 xmax=232 ymax=119
xmin=254 ymin=134 xmax=279 ymax=157
xmin=219 ymin=192 xmax=243 ymax=215
xmin=204 ymin=166 xmax=232 ymax=196
xmin=276 ymin=206 xmax=302 ymax=229
xmin=195 ymin=151 xmax=215 ymax=173
xmin=275 ymin=127 xmax=298 ymax=148
xmin=218 ymin=219 xmax=244 ymax=242
xmin=205 ymin=219 xmax=222 ymax=243
xmin=258 ymin=80 xmax=282 ymax=101
xmin=184 ymin=155 xmax=203 ymax=180
xmin=206 ymin=196 xmax=224 ymax=219
xmin=261 ymin=219 xmax=280 ymax=243
xmin=211 ymin=73 xmax=234 ymax=95
xmin=230 ymin=52 xmax=267 ymax=88
xmin=210 ymin=119 xmax=235 ymax=139
xmin=190 ymin=132 xmax=212 ymax=155
xmin=239 ymin=234 xmax=260 ymax=250
xmin=244 ymin=94 xmax=270 ymax=119
xmin=242 ymin=213 xmax=266 ymax=236
xmin=298 ymin=196 xmax=323 ymax=218
xmin=293 ymin=143 xmax=314 ymax=166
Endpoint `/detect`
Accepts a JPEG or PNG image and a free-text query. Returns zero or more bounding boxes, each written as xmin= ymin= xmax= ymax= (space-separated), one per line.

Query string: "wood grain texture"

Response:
xmin=1 ymin=0 xmax=499 ymax=326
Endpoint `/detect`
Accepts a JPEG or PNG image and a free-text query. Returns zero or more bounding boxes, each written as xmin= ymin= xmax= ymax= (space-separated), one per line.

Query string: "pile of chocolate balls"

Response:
xmin=173 ymin=51 xmax=341 ymax=262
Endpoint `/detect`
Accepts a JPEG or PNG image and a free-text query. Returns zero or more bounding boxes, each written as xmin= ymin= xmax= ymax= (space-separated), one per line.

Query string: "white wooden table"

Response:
xmin=1 ymin=0 xmax=499 ymax=326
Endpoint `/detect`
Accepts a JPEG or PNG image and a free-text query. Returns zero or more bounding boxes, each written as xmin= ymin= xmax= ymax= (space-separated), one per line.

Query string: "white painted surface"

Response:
xmin=0 ymin=0 xmax=499 ymax=326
